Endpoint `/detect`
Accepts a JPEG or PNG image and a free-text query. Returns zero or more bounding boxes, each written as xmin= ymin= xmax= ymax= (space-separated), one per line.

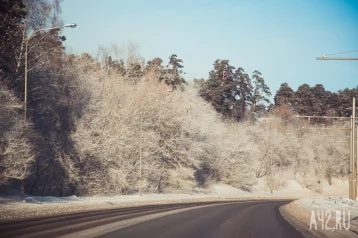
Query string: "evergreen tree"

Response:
xmin=292 ymin=84 xmax=315 ymax=115
xmin=233 ymin=67 xmax=252 ymax=116
xmin=251 ymin=70 xmax=271 ymax=112
xmin=337 ymin=87 xmax=358 ymax=116
xmin=326 ymin=91 xmax=340 ymax=116
xmin=200 ymin=60 xmax=243 ymax=120
xmin=274 ymin=83 xmax=294 ymax=106
xmin=310 ymin=84 xmax=329 ymax=116
xmin=160 ymin=54 xmax=187 ymax=90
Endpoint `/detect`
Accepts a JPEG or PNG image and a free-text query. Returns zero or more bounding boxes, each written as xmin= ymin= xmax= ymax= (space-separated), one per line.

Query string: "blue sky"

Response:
xmin=61 ymin=0 xmax=358 ymax=96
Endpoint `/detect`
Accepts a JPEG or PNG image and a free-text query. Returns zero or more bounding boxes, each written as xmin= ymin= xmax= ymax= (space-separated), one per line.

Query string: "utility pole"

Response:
xmin=354 ymin=98 xmax=357 ymax=200
xmin=349 ymin=98 xmax=357 ymax=200
xmin=352 ymin=97 xmax=356 ymax=200
xmin=316 ymin=55 xmax=357 ymax=200
xmin=139 ymin=101 xmax=143 ymax=196
xmin=356 ymin=125 xmax=358 ymax=200
xmin=350 ymin=115 xmax=354 ymax=199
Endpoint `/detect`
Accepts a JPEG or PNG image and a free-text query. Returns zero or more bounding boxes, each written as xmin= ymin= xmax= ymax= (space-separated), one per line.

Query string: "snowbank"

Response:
xmin=281 ymin=196 xmax=358 ymax=237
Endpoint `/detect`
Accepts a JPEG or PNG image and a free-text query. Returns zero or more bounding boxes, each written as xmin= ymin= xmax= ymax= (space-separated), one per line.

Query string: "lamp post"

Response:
xmin=21 ymin=23 xmax=77 ymax=198
xmin=353 ymin=98 xmax=357 ymax=200
xmin=139 ymin=100 xmax=142 ymax=196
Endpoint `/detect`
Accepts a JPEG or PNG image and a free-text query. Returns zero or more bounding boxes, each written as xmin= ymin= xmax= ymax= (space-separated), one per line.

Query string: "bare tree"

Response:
xmin=0 ymin=85 xmax=35 ymax=187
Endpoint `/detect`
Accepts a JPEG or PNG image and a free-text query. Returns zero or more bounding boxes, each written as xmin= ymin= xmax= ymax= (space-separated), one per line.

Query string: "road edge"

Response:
xmin=279 ymin=201 xmax=355 ymax=238
xmin=279 ymin=202 xmax=324 ymax=237
xmin=0 ymin=196 xmax=296 ymax=221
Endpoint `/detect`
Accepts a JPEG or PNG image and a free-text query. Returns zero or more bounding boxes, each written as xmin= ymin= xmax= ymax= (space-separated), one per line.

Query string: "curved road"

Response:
xmin=99 ymin=200 xmax=303 ymax=238
xmin=0 ymin=200 xmax=303 ymax=238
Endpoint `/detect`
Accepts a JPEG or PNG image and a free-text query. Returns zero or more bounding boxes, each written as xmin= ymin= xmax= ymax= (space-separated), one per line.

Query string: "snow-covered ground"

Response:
xmin=0 ymin=179 xmax=351 ymax=222
xmin=281 ymin=196 xmax=358 ymax=237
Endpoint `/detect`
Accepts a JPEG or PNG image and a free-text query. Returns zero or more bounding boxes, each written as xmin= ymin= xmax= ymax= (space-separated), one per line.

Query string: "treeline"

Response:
xmin=273 ymin=83 xmax=358 ymax=118
xmin=0 ymin=0 xmax=357 ymax=196
xmin=194 ymin=63 xmax=358 ymax=122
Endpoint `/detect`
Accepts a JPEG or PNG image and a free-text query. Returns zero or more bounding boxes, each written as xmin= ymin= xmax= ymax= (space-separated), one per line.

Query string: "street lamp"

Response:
xmin=21 ymin=23 xmax=77 ymax=198
xmin=315 ymin=53 xmax=358 ymax=200
xmin=64 ymin=23 xmax=77 ymax=28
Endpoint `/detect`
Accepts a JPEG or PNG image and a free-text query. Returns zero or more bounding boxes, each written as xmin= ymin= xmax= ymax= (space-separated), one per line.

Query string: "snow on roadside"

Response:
xmin=281 ymin=196 xmax=358 ymax=238
xmin=0 ymin=180 xmax=345 ymax=222
xmin=0 ymin=195 xmax=249 ymax=221
xmin=0 ymin=181 xmax=312 ymax=206
xmin=0 ymin=182 xmax=312 ymax=221
xmin=322 ymin=178 xmax=349 ymax=196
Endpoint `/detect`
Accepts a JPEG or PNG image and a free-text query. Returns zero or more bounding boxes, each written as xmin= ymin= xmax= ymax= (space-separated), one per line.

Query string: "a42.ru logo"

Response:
xmin=310 ymin=210 xmax=350 ymax=230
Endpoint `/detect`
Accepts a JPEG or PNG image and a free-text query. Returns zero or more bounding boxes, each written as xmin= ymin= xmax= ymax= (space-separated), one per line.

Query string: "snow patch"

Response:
xmin=294 ymin=196 xmax=358 ymax=212
xmin=23 ymin=195 xmax=81 ymax=204
xmin=321 ymin=178 xmax=349 ymax=196
xmin=252 ymin=178 xmax=316 ymax=195
xmin=208 ymin=183 xmax=250 ymax=196
xmin=282 ymin=196 xmax=358 ymax=237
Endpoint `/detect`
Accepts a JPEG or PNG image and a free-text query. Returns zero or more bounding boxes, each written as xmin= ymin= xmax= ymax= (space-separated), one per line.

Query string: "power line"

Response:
xmin=325 ymin=49 xmax=358 ymax=56
xmin=317 ymin=57 xmax=358 ymax=60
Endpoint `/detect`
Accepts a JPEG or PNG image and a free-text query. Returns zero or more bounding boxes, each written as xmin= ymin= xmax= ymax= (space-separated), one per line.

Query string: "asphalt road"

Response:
xmin=99 ymin=200 xmax=303 ymax=238
xmin=0 ymin=200 xmax=303 ymax=238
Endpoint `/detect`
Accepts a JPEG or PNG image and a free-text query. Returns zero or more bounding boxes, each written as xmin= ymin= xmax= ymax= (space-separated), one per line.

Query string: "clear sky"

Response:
xmin=61 ymin=0 xmax=358 ymax=96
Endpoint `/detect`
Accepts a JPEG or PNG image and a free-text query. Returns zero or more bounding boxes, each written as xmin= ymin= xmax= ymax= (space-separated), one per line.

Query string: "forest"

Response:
xmin=1 ymin=0 xmax=357 ymax=196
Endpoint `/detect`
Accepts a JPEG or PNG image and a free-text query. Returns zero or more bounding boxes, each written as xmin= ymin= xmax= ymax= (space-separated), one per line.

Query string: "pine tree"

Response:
xmin=310 ymin=84 xmax=329 ymax=116
xmin=200 ymin=60 xmax=243 ymax=120
xmin=274 ymin=83 xmax=294 ymax=106
xmin=233 ymin=67 xmax=252 ymax=117
xmin=337 ymin=87 xmax=358 ymax=116
xmin=160 ymin=54 xmax=187 ymax=90
xmin=292 ymin=84 xmax=315 ymax=115
xmin=251 ymin=70 xmax=271 ymax=112
xmin=326 ymin=91 xmax=340 ymax=116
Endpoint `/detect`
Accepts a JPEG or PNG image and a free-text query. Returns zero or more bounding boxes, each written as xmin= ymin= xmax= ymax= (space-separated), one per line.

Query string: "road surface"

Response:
xmin=0 ymin=200 xmax=303 ymax=238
